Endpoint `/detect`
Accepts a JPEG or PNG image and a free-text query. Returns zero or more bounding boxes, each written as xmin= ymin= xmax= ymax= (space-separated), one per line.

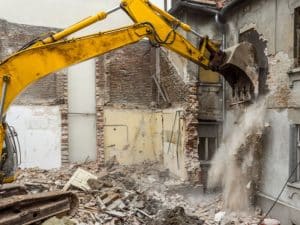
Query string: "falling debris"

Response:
xmin=208 ymin=98 xmax=267 ymax=211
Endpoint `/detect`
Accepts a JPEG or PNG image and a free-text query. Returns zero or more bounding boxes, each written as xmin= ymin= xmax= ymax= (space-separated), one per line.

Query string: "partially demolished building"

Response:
xmin=1 ymin=0 xmax=300 ymax=224
xmin=171 ymin=0 xmax=300 ymax=224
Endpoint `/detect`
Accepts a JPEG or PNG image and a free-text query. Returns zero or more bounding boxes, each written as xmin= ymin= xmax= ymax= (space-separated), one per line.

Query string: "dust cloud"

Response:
xmin=208 ymin=98 xmax=267 ymax=212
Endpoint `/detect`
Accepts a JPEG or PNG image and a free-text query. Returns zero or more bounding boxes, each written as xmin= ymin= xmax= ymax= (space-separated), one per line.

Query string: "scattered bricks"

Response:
xmin=182 ymin=82 xmax=201 ymax=183
xmin=102 ymin=193 xmax=121 ymax=206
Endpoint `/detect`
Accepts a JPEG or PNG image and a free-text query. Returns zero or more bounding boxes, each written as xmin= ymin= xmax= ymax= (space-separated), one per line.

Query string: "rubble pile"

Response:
xmin=150 ymin=206 xmax=204 ymax=225
xmin=16 ymin=161 xmax=261 ymax=225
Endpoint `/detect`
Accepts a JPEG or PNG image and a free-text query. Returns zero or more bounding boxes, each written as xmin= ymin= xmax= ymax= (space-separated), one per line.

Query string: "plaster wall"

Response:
xmin=224 ymin=0 xmax=300 ymax=221
xmin=103 ymin=108 xmax=187 ymax=179
xmin=6 ymin=105 xmax=61 ymax=169
xmin=162 ymin=109 xmax=187 ymax=179
xmin=260 ymin=110 xmax=300 ymax=208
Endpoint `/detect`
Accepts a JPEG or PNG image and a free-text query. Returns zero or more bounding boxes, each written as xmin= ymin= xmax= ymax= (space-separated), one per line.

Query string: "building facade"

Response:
xmin=171 ymin=0 xmax=300 ymax=224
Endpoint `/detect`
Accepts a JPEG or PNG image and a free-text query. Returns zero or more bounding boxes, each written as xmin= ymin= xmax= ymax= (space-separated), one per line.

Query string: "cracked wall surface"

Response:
xmin=225 ymin=0 xmax=300 ymax=223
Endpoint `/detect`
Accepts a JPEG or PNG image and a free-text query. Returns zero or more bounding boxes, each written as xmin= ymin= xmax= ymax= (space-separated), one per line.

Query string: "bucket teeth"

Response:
xmin=218 ymin=42 xmax=258 ymax=102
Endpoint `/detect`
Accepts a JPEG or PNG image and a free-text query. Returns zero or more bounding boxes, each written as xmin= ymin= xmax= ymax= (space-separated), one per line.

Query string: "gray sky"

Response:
xmin=0 ymin=0 xmax=172 ymax=28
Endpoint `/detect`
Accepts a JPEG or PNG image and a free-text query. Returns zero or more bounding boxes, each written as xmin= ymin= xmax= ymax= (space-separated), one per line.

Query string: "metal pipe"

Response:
xmin=215 ymin=13 xmax=226 ymax=122
xmin=190 ymin=28 xmax=203 ymax=38
xmin=107 ymin=6 xmax=121 ymax=15
xmin=215 ymin=0 xmax=246 ymax=122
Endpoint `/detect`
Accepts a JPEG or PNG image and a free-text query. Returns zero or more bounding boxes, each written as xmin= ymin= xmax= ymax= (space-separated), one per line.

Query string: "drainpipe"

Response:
xmin=216 ymin=0 xmax=247 ymax=122
xmin=215 ymin=13 xmax=227 ymax=122
xmin=169 ymin=0 xmax=247 ymax=122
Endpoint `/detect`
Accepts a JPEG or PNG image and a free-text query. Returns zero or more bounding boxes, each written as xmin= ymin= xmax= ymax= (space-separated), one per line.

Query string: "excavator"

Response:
xmin=0 ymin=0 xmax=257 ymax=224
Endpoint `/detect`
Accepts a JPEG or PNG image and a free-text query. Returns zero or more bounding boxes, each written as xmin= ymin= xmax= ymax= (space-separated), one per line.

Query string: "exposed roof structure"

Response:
xmin=169 ymin=0 xmax=240 ymax=16
xmin=185 ymin=0 xmax=233 ymax=9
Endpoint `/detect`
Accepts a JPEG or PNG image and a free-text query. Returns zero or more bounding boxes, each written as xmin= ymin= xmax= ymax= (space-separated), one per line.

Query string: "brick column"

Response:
xmin=184 ymin=82 xmax=201 ymax=183
xmin=95 ymin=58 xmax=107 ymax=164
xmin=57 ymin=71 xmax=69 ymax=164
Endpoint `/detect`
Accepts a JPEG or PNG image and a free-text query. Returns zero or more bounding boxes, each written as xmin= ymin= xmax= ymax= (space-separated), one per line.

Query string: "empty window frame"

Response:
xmin=198 ymin=123 xmax=219 ymax=162
xmin=294 ymin=7 xmax=300 ymax=67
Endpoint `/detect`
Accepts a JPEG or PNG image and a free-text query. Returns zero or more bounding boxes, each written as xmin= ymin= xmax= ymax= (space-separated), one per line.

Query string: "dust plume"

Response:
xmin=208 ymin=98 xmax=267 ymax=212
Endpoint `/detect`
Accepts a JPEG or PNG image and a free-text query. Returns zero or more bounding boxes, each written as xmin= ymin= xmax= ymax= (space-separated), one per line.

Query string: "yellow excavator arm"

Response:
xmin=0 ymin=0 xmax=256 ymax=182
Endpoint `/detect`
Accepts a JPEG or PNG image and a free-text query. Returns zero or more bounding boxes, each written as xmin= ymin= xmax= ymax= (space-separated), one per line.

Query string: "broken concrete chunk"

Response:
xmin=63 ymin=168 xmax=98 ymax=191
xmin=87 ymin=178 xmax=104 ymax=190
xmin=107 ymin=199 xmax=126 ymax=210
xmin=214 ymin=211 xmax=225 ymax=222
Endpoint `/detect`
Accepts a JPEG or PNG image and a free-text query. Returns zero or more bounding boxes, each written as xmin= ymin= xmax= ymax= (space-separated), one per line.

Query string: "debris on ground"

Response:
xmin=16 ymin=161 xmax=267 ymax=224
xmin=262 ymin=218 xmax=281 ymax=225
xmin=42 ymin=217 xmax=76 ymax=225
xmin=150 ymin=206 xmax=204 ymax=225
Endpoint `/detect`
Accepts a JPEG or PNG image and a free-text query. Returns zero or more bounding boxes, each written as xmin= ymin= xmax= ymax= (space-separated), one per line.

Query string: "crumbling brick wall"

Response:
xmin=159 ymin=50 xmax=189 ymax=103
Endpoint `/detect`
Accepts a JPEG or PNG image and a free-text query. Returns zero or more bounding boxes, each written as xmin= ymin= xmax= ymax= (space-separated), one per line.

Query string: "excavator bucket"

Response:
xmin=218 ymin=42 xmax=258 ymax=102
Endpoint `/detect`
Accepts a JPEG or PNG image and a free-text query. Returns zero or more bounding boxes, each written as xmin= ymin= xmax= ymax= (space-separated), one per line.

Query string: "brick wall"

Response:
xmin=96 ymin=41 xmax=188 ymax=108
xmin=95 ymin=41 xmax=188 ymax=163
xmin=160 ymin=50 xmax=189 ymax=103
xmin=0 ymin=19 xmax=63 ymax=106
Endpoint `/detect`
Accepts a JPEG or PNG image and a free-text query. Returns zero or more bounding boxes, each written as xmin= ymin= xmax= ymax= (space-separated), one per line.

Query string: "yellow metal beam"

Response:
xmin=0 ymin=24 xmax=150 ymax=114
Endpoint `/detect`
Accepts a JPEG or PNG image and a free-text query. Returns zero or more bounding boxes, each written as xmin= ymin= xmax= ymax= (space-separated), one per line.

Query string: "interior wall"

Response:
xmin=103 ymin=108 xmax=187 ymax=179
xmin=6 ymin=105 xmax=61 ymax=169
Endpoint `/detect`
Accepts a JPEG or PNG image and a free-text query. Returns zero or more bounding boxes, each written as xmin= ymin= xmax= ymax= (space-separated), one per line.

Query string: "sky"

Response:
xmin=0 ymin=0 xmax=172 ymax=28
